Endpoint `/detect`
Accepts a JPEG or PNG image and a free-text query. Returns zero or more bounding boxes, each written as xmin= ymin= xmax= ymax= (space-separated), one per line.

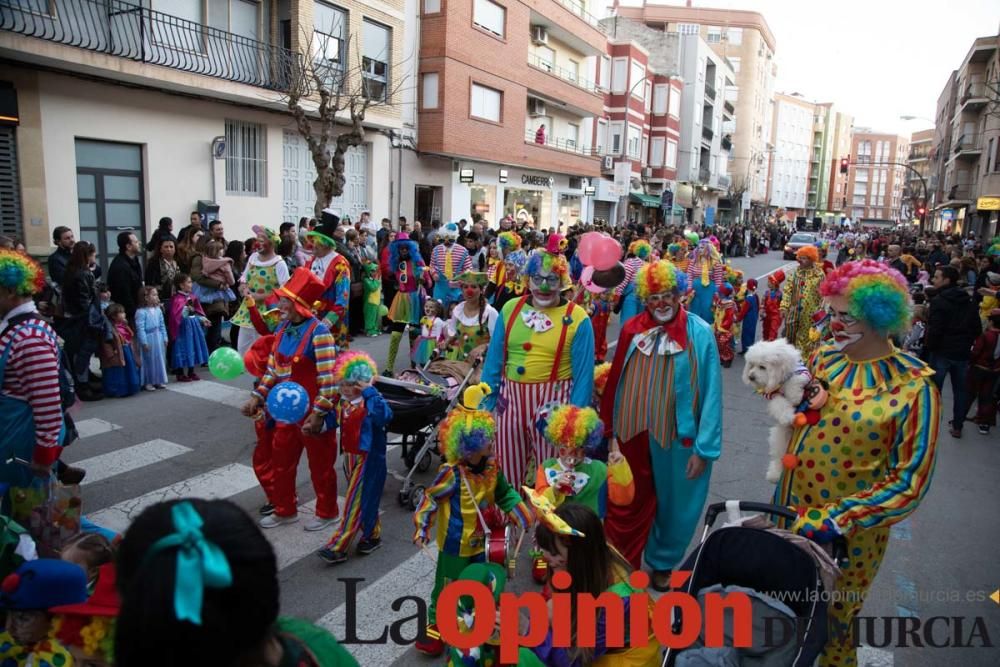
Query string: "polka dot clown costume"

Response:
xmin=481 ymin=237 xmax=595 ymax=490
xmin=773 ymin=260 xmax=940 ymax=667
xmin=230 ymin=225 xmax=291 ymax=357
xmin=600 ymin=260 xmax=722 ymax=588
xmin=412 ymin=385 xmax=533 ymax=657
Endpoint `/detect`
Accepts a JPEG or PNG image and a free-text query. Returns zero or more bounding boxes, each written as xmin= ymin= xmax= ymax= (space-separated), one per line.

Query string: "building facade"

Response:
xmin=401 ymin=0 xmax=607 ymax=230
xmin=846 ymin=130 xmax=910 ymax=224
xmin=616 ymin=2 xmax=776 ymax=213
xmin=766 ymin=93 xmax=814 ymax=215
xmin=825 ymin=109 xmax=854 ymax=217
xmin=906 ymin=128 xmax=934 ymax=224
xmin=1 ymin=0 xmax=407 ymax=264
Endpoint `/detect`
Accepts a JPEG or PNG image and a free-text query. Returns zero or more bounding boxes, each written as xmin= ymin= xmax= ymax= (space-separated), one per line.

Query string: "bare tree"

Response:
xmin=280 ymin=30 xmax=410 ymax=218
xmin=727 ymin=174 xmax=750 ymax=224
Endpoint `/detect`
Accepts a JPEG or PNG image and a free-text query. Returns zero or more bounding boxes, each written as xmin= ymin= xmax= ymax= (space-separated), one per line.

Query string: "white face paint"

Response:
xmin=646 ymin=292 xmax=679 ymax=323
xmin=828 ymin=303 xmax=865 ymax=351
xmin=529 ymin=272 xmax=561 ymax=308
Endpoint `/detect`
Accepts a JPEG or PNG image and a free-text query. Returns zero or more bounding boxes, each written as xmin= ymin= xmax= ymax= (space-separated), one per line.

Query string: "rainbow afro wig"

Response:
xmin=819 ymin=259 xmax=912 ymax=334
xmin=504 ymin=248 xmax=529 ymax=274
xmin=534 ymin=402 xmax=604 ymax=454
xmin=525 ymin=249 xmax=569 ymax=281
xmin=332 ymin=350 xmax=377 ymax=385
xmin=796 ymin=245 xmax=820 ymax=263
xmin=498 ymin=232 xmax=522 ymax=257
xmin=0 ymin=249 xmax=45 ymax=297
xmin=636 ymin=259 xmax=687 ymax=300
xmin=438 ymin=383 xmax=496 ymax=464
xmin=593 ymin=362 xmax=612 ymax=401
xmin=628 ymin=240 xmax=652 ymax=260
xmin=667 ymin=243 xmax=682 ymax=258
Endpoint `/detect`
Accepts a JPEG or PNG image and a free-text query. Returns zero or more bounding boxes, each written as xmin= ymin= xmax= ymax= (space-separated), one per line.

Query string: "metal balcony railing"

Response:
xmin=702 ymin=126 xmax=714 ymax=141
xmin=698 ymin=167 xmax=711 ymax=183
xmin=962 ymin=82 xmax=986 ymax=102
xmin=945 ymin=185 xmax=973 ymax=201
xmin=704 ymin=84 xmax=716 ymax=101
xmin=953 ymin=133 xmax=981 ymax=153
xmin=525 ymin=129 xmax=598 ymax=157
xmin=723 ymin=99 xmax=735 ymax=115
xmin=526 ymin=54 xmax=599 ymax=94
xmin=717 ymin=174 xmax=730 ymax=188
xmin=553 ymin=0 xmax=608 ymax=34
xmin=0 ymin=0 xmax=308 ymax=93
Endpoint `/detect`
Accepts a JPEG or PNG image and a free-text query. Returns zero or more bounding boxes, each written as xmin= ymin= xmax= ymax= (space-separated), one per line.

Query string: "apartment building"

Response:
xmin=906 ymin=128 xmax=933 ymax=222
xmin=402 ymin=0 xmax=607 ymax=230
xmin=825 ymin=109 xmax=854 ymax=216
xmin=930 ymin=35 xmax=1000 ymax=237
xmin=846 ymin=130 xmax=910 ymax=224
xmin=0 ymin=0 xmax=406 ymax=265
xmin=766 ymin=93 xmax=814 ymax=215
xmin=616 ymin=2 xmax=776 ymax=211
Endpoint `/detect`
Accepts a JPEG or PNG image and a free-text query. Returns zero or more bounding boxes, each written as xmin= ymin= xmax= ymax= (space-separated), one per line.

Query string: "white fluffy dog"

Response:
xmin=742 ymin=339 xmax=811 ymax=483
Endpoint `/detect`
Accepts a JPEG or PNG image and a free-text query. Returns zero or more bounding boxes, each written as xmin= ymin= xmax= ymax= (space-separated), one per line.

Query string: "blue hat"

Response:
xmin=0 ymin=559 xmax=88 ymax=610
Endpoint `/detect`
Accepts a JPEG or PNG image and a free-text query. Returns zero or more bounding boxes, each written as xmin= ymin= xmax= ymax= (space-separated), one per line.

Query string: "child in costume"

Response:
xmin=739 ymin=278 xmax=760 ymax=353
xmin=727 ymin=266 xmax=745 ymax=350
xmin=444 ymin=562 xmax=508 ymax=667
xmin=575 ymin=269 xmax=616 ymax=364
xmin=319 ymin=352 xmax=393 ymax=564
xmin=412 ymin=299 xmax=447 ymax=366
xmin=762 ymin=269 xmax=785 ymax=341
xmin=486 ymin=232 xmax=521 ymax=305
xmin=443 ymin=272 xmax=498 ymax=363
xmin=167 ymin=273 xmax=210 ymax=382
xmin=362 ymin=260 xmax=383 ymax=337
xmin=386 ymin=232 xmax=430 ymax=376
xmin=0 ymin=559 xmax=89 ymax=667
xmin=135 ymin=286 xmax=169 ymax=391
xmin=713 ymin=283 xmax=737 ymax=367
xmin=49 ymin=562 xmax=118 ymax=667
xmin=100 ymin=302 xmax=142 ymax=397
xmin=412 ymin=384 xmax=533 ymax=657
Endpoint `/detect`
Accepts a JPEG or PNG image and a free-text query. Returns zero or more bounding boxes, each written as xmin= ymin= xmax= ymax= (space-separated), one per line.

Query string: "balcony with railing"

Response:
xmin=698 ymin=167 xmax=711 ymax=183
xmin=704 ymin=84 xmax=716 ymax=102
xmin=717 ymin=173 xmax=731 ymax=189
xmin=524 ymin=129 xmax=598 ymax=158
xmin=723 ymin=99 xmax=735 ymax=116
xmin=526 ymin=54 xmax=600 ymax=95
xmin=944 ymin=184 xmax=974 ymax=202
xmin=960 ymin=81 xmax=988 ymax=110
xmin=702 ymin=126 xmax=714 ymax=142
xmin=0 ymin=0 xmax=306 ymax=93
xmin=952 ymin=133 xmax=982 ymax=159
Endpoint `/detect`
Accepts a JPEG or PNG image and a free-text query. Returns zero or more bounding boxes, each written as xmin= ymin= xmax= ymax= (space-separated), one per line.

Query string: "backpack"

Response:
xmin=2 ymin=314 xmax=78 ymax=417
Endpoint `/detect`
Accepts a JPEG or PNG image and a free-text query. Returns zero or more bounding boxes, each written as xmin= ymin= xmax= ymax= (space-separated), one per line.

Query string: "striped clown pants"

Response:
xmin=496 ymin=378 xmax=573 ymax=489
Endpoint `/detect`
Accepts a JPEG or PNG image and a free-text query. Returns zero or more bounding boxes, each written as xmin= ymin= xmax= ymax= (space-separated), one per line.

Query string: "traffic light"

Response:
xmin=839 ymin=157 xmax=849 ymax=174
xmin=917 ymin=206 xmax=926 ymax=218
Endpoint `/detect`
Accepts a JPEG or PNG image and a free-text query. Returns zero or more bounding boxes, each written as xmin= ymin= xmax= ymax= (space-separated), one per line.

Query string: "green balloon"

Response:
xmin=208 ymin=347 xmax=245 ymax=381
xmin=379 ymin=304 xmax=389 ymax=317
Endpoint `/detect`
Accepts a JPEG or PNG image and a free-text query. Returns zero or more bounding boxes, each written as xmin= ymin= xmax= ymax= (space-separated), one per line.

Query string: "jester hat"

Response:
xmin=636 ymin=259 xmax=687 ymax=300
xmin=534 ymin=402 xmax=604 ymax=455
xmin=523 ymin=486 xmax=584 ymax=537
xmin=819 ymin=259 xmax=912 ymax=335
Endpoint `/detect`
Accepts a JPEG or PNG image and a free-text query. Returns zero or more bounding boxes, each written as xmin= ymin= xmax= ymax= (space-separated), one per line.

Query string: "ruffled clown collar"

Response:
xmin=812 ymin=344 xmax=934 ymax=401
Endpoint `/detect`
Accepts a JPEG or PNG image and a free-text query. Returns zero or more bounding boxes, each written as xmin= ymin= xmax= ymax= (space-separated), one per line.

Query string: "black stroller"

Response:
xmin=663 ymin=501 xmax=847 ymax=667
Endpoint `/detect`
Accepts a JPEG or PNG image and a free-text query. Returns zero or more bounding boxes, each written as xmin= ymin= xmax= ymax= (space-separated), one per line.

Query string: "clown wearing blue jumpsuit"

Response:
xmin=600 ymin=259 xmax=723 ymax=592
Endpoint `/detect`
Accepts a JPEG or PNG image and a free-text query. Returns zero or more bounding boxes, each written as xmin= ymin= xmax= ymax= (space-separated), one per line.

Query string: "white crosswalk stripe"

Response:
xmin=74 ymin=418 xmax=121 ymax=439
xmin=165 ymin=379 xmax=250 ymax=408
xmin=69 ymin=439 xmax=192 ymax=486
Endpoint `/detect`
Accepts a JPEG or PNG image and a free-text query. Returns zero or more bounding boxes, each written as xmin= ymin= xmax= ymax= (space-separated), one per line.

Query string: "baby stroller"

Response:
xmin=377 ymin=355 xmax=483 ymax=510
xmin=663 ymin=501 xmax=847 ymax=667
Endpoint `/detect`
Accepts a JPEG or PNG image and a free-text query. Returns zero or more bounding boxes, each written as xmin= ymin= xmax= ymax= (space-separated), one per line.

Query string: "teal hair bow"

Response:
xmin=146 ymin=501 xmax=233 ymax=625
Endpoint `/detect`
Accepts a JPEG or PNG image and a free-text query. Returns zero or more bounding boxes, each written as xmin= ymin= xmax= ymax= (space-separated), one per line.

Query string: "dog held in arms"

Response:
xmin=742 ymin=338 xmax=827 ymax=482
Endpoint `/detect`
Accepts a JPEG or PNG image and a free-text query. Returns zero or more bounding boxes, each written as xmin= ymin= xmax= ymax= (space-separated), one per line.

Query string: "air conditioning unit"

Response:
xmin=531 ymin=25 xmax=549 ymax=46
xmin=528 ymin=98 xmax=547 ymax=116
xmin=642 ymin=167 xmax=653 ymax=178
xmin=602 ymin=156 xmax=614 ymax=171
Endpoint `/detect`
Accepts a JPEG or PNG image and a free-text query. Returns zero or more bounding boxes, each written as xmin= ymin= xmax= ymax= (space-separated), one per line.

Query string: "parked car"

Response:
xmin=783 ymin=232 xmax=818 ymax=260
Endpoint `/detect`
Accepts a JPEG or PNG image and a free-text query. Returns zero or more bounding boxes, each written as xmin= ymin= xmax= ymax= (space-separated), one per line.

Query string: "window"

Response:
xmin=470 ymin=83 xmax=501 ymax=122
xmin=566 ymin=123 xmax=579 ymax=148
xmin=610 ymin=122 xmax=625 ymax=155
xmin=611 ymin=58 xmax=628 ymax=94
xmin=473 ymin=0 xmax=505 ymax=38
xmin=421 ymin=72 xmax=439 ymax=109
xmin=596 ymin=119 xmax=608 ymax=154
xmin=668 ymin=87 xmax=681 ymax=117
xmin=994 ymin=138 xmax=1000 ymax=172
xmin=644 ymin=82 xmax=652 ymax=113
xmin=650 ymin=137 xmax=665 ymax=167
xmin=727 ymin=56 xmax=741 ymax=74
xmin=362 ymin=20 xmax=391 ymax=101
xmin=225 ymin=119 xmax=267 ymax=196
xmin=600 ymin=56 xmax=611 ymax=89
xmin=676 ymin=23 xmax=699 ymax=35
xmin=707 ymin=26 xmax=722 ymax=43
xmin=666 ymin=139 xmax=678 ymax=168
xmin=630 ymin=61 xmax=645 ymax=99
xmin=159 ymin=0 xmax=202 ymax=24
xmin=537 ymin=46 xmax=555 ymax=72
xmin=314 ymin=2 xmax=346 ymax=87
xmin=423 ymin=0 xmax=440 ymax=12
xmin=726 ymin=27 xmax=743 ymax=45
xmin=653 ymin=84 xmax=668 ymax=115
xmin=627 ymin=124 xmax=641 ymax=158
xmin=568 ymin=59 xmax=579 ymax=83
xmin=641 ymin=136 xmax=648 ymax=165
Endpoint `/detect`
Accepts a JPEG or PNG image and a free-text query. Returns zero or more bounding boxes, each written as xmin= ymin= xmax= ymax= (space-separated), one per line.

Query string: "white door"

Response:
xmin=282 ymin=130 xmax=369 ymax=223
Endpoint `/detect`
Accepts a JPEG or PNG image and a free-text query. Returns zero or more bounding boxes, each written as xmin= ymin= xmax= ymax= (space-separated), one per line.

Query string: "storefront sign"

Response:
xmin=941 ymin=209 xmax=954 ymax=221
xmin=521 ymin=174 xmax=555 ymax=187
xmin=977 ymin=197 xmax=1000 ymax=211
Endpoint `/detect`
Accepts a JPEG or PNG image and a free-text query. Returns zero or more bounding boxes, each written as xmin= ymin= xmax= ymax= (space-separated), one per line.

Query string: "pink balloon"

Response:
xmin=591 ymin=237 xmax=623 ymax=271
xmin=580 ymin=265 xmax=607 ymax=293
xmin=577 ymin=232 xmax=601 ymax=266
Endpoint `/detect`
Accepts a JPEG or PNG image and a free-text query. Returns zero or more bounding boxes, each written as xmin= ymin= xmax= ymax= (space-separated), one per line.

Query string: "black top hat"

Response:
xmin=309 ymin=209 xmax=341 ymax=246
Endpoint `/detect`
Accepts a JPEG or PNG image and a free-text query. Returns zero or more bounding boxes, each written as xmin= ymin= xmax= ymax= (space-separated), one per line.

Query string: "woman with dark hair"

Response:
xmin=145 ymin=235 xmax=179 ymax=303
xmin=115 ymin=498 xmax=358 ymax=667
xmin=525 ymin=499 xmax=660 ymax=666
xmin=225 ymin=239 xmax=248 ymax=277
xmin=61 ymin=241 xmax=104 ymax=401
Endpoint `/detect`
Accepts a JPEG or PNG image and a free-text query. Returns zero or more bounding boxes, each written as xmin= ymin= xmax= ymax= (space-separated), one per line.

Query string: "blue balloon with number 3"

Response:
xmin=266 ymin=381 xmax=310 ymax=424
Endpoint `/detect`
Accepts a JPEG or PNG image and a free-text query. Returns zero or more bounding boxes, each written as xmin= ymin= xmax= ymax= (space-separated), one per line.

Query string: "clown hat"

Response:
xmin=522 ymin=487 xmax=584 ymax=537
xmin=545 ymin=234 xmax=567 ymax=254
xmin=274 ymin=268 xmax=325 ymax=319
xmin=252 ymin=225 xmax=280 ymax=247
xmin=534 ymin=403 xmax=604 ymax=454
xmin=591 ymin=262 xmax=626 ymax=289
xmin=440 ymin=222 xmax=460 ymax=241
xmin=455 ymin=271 xmax=488 ymax=287
xmin=747 ymin=278 xmax=758 ymax=291
xmin=244 ymin=334 xmax=275 ymax=379
xmin=307 ymin=210 xmax=340 ymax=247
xmin=50 ymin=563 xmax=120 ymax=617
xmin=579 ymin=265 xmax=606 ymax=294
xmin=769 ymin=270 xmax=786 ymax=285
xmin=395 ymin=231 xmax=410 ymax=241
xmin=719 ymin=282 xmax=733 ymax=297
xmin=0 ymin=559 xmax=88 ymax=610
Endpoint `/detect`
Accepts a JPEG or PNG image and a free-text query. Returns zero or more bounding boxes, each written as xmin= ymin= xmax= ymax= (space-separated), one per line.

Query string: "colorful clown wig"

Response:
xmin=628 ymin=240 xmax=652 ymax=260
xmin=819 ymin=259 xmax=912 ymax=334
xmin=691 ymin=239 xmax=721 ymax=265
xmin=0 ymin=248 xmax=45 ymax=296
xmin=593 ymin=362 xmax=612 ymax=401
xmin=332 ymin=350 xmax=377 ymax=386
xmin=52 ymin=615 xmax=115 ymax=663
xmin=497 ymin=231 xmax=522 ymax=257
xmin=667 ymin=243 xmax=682 ymax=258
xmin=504 ymin=249 xmax=528 ymax=274
xmin=636 ymin=259 xmax=687 ymax=300
xmin=534 ymin=402 xmax=604 ymax=454
xmin=388 ymin=236 xmax=425 ymax=276
xmin=438 ymin=394 xmax=496 ymax=465
xmin=525 ymin=248 xmax=569 ymax=280
xmin=724 ymin=263 xmax=743 ymax=285
xmin=795 ymin=245 xmax=820 ymax=263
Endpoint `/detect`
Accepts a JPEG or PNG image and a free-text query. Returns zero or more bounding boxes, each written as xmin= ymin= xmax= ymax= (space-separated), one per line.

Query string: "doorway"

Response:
xmin=414 ymin=185 xmax=442 ymax=225
xmin=75 ymin=139 xmax=145 ymax=274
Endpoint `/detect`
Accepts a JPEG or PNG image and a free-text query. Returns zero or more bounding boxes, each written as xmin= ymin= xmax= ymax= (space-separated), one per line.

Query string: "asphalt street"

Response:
xmin=65 ymin=251 xmax=999 ymax=666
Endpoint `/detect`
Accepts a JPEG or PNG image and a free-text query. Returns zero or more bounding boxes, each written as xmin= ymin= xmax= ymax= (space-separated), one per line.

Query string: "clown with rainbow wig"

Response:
xmin=481 ymin=235 xmax=595 ymax=493
xmin=319 ymin=351 xmax=393 ymax=566
xmin=773 ymin=259 xmax=940 ymax=666
xmin=599 ymin=259 xmax=722 ymax=591
xmin=412 ymin=384 xmax=532 ymax=657
xmin=685 ymin=239 xmax=725 ymax=324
